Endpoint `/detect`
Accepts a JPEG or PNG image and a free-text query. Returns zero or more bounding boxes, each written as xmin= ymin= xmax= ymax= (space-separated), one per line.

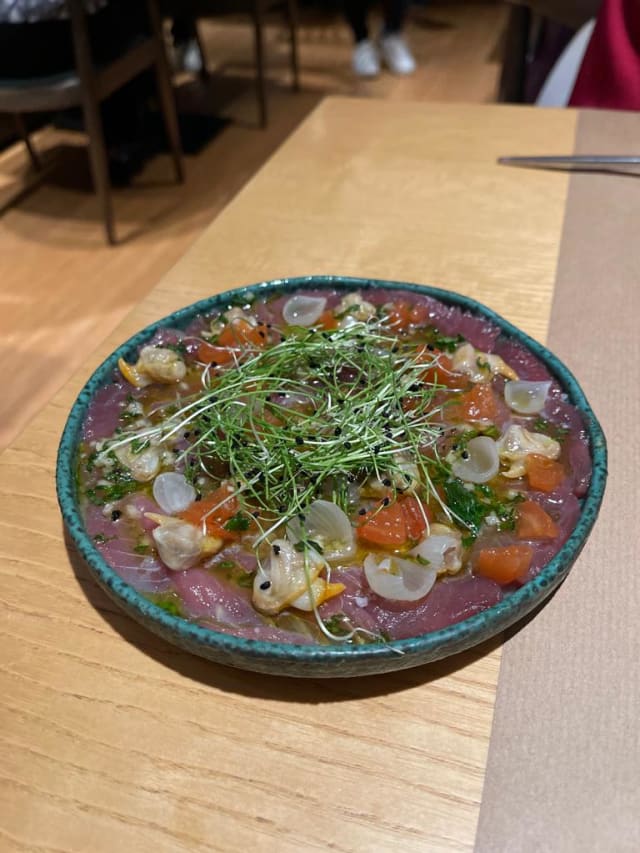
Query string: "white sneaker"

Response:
xmin=380 ymin=33 xmax=416 ymax=75
xmin=172 ymin=38 xmax=203 ymax=74
xmin=352 ymin=39 xmax=380 ymax=77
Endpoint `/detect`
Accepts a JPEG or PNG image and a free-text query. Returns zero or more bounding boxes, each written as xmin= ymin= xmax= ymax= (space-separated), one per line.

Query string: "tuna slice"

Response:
xmin=320 ymin=567 xmax=504 ymax=641
xmin=492 ymin=338 xmax=554 ymax=381
xmin=82 ymin=379 xmax=133 ymax=442
xmin=172 ymin=568 xmax=264 ymax=626
xmin=83 ymin=502 xmax=172 ymax=593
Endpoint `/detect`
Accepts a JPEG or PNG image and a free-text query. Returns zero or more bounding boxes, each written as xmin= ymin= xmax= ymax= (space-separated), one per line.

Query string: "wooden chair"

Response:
xmin=499 ymin=0 xmax=600 ymax=102
xmin=175 ymin=0 xmax=300 ymax=128
xmin=0 ymin=0 xmax=184 ymax=245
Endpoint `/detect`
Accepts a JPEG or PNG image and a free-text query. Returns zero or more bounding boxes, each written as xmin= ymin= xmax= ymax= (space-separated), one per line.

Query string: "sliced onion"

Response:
xmin=504 ymin=380 xmax=552 ymax=414
xmin=364 ymin=554 xmax=436 ymax=602
xmin=152 ymin=472 xmax=196 ymax=514
xmin=410 ymin=529 xmax=462 ymax=575
xmin=287 ymin=499 xmax=355 ymax=560
xmin=450 ymin=436 xmax=499 ymax=484
xmin=282 ymin=295 xmax=327 ymax=327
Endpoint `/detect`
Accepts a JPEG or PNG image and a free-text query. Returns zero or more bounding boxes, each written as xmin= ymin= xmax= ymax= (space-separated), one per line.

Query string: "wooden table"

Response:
xmin=1 ymin=97 xmax=638 ymax=852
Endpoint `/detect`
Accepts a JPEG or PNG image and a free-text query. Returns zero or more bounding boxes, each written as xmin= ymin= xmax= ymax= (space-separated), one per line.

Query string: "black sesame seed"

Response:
xmin=111 ymin=510 xmax=121 ymax=522
xmin=334 ymin=427 xmax=342 ymax=436
xmin=260 ymin=581 xmax=271 ymax=590
xmin=183 ymin=432 xmax=191 ymax=439
xmin=344 ymin=441 xmax=352 ymax=449
xmin=461 ymin=450 xmax=470 ymax=460
xmin=382 ymin=497 xmax=390 ymax=506
xmin=273 ymin=544 xmax=281 ymax=555
xmin=295 ymin=436 xmax=304 ymax=446
xmin=195 ymin=493 xmax=202 ymax=502
xmin=426 ymin=344 xmax=435 ymax=351
xmin=358 ymin=508 xmax=367 ymax=516
xmin=382 ymin=478 xmax=392 ymax=487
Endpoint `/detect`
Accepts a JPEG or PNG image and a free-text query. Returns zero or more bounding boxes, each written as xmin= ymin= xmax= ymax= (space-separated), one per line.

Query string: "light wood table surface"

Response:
xmin=0 ymin=98 xmax=581 ymax=851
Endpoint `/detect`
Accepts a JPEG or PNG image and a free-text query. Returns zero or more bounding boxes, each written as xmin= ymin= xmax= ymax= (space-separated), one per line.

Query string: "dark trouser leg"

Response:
xmin=344 ymin=0 xmax=371 ymax=43
xmin=171 ymin=16 xmax=197 ymax=45
xmin=381 ymin=0 xmax=409 ymax=35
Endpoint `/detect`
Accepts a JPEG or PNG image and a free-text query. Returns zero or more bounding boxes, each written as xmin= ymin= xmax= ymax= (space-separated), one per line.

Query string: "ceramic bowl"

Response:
xmin=57 ymin=277 xmax=607 ymax=677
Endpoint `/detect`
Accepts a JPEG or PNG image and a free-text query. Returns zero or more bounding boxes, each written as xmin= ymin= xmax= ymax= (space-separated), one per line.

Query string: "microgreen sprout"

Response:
xmin=101 ymin=322 xmax=449 ymax=542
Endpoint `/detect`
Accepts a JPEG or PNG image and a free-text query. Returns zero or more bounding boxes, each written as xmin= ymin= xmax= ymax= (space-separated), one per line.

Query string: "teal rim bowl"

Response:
xmin=56 ymin=276 xmax=607 ymax=677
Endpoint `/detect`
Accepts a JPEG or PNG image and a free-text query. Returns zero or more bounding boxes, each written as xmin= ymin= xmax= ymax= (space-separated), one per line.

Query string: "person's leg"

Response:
xmin=170 ymin=15 xmax=203 ymax=72
xmin=381 ymin=0 xmax=410 ymax=35
xmin=344 ymin=0 xmax=370 ymax=43
xmin=380 ymin=0 xmax=416 ymax=74
xmin=344 ymin=0 xmax=380 ymax=76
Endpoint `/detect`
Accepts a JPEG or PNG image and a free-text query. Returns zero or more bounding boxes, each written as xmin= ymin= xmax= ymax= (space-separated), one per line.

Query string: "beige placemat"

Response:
xmin=475 ymin=109 xmax=640 ymax=852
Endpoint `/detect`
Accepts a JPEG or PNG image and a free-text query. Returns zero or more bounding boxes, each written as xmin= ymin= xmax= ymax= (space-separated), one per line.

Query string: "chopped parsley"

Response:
xmin=428 ymin=328 xmax=466 ymax=353
xmin=224 ymin=511 xmax=251 ymax=532
xmin=86 ymin=478 xmax=138 ymax=506
xmin=166 ymin=341 xmax=188 ymax=356
xmin=322 ymin=614 xmax=352 ymax=637
xmin=130 ymin=437 xmax=150 ymax=455
xmin=149 ymin=594 xmax=184 ymax=617
xmin=236 ymin=572 xmax=255 ymax=589
xmin=532 ymin=417 xmax=570 ymax=442
xmin=441 ymin=477 xmax=523 ymax=545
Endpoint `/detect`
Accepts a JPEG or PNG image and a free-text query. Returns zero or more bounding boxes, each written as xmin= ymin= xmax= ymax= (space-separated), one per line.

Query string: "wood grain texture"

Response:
xmin=0 ymin=0 xmax=506 ymax=453
xmin=0 ymin=99 xmax=576 ymax=852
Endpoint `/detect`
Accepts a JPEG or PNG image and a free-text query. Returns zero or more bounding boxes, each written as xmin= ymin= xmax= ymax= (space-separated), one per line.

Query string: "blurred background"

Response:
xmin=0 ymin=0 xmax=601 ymax=449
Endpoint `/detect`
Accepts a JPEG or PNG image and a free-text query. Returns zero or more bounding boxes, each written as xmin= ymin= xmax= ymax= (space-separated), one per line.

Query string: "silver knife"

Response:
xmin=498 ymin=155 xmax=640 ymax=174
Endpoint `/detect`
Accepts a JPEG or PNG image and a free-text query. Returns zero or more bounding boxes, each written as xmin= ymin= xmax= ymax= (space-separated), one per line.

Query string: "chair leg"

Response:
xmin=147 ymin=0 xmax=185 ymax=183
xmin=14 ymin=114 xmax=42 ymax=172
xmin=285 ymin=0 xmax=300 ymax=92
xmin=82 ymin=98 xmax=116 ymax=245
xmin=499 ymin=4 xmax=531 ymax=103
xmin=194 ymin=22 xmax=210 ymax=81
xmin=252 ymin=2 xmax=268 ymax=129
xmin=153 ymin=60 xmax=186 ymax=183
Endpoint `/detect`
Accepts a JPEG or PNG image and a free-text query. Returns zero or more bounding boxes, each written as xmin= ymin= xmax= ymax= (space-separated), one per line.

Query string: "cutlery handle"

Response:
xmin=498 ymin=155 xmax=640 ymax=173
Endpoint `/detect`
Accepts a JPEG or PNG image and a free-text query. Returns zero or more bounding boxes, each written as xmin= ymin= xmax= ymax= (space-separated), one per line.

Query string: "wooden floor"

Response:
xmin=0 ymin=1 xmax=507 ymax=451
